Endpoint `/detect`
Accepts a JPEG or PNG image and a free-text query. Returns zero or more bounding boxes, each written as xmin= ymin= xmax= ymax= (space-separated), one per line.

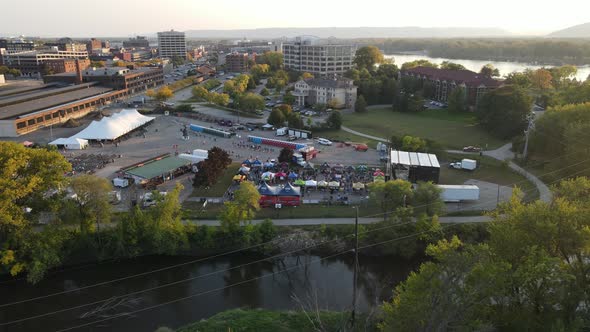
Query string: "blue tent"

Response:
xmin=251 ymin=160 xmax=263 ymax=167
xmin=242 ymin=159 xmax=252 ymax=165
xmin=288 ymin=172 xmax=298 ymax=179
xmin=258 ymin=182 xmax=277 ymax=196
xmin=277 ymin=183 xmax=301 ymax=197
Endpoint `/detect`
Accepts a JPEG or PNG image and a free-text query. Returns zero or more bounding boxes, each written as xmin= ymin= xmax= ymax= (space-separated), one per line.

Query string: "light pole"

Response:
xmin=350 ymin=205 xmax=359 ymax=328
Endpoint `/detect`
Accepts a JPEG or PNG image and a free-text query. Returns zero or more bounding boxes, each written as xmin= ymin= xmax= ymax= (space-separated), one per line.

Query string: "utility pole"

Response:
xmin=351 ymin=205 xmax=359 ymax=328
xmin=523 ymin=112 xmax=535 ymax=160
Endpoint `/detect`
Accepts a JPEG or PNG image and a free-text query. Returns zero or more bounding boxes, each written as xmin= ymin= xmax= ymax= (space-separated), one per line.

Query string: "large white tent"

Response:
xmin=72 ymin=109 xmax=155 ymax=140
xmin=48 ymin=137 xmax=89 ymax=150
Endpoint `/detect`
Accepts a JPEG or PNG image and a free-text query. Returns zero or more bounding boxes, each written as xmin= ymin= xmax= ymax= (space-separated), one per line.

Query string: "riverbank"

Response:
xmin=174 ymin=308 xmax=374 ymax=332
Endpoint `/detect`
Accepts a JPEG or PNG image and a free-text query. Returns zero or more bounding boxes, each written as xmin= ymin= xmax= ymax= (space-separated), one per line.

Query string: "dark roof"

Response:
xmin=403 ymin=66 xmax=503 ymax=87
xmin=304 ymin=77 xmax=354 ymax=89
xmin=0 ymin=85 xmax=113 ymax=119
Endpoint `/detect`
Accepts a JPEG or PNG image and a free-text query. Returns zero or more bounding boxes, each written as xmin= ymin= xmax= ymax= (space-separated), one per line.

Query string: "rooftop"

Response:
xmin=391 ymin=150 xmax=440 ymax=168
xmin=403 ymin=66 xmax=503 ymax=87
xmin=303 ymin=77 xmax=354 ymax=89
xmin=123 ymin=156 xmax=190 ymax=180
xmin=0 ymin=84 xmax=112 ymax=119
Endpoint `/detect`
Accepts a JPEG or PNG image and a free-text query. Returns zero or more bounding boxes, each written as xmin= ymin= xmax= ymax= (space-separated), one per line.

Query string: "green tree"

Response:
xmin=401 ymin=135 xmax=427 ymax=152
xmin=260 ymin=88 xmax=270 ymax=96
xmin=476 ymin=85 xmax=532 ymax=139
xmin=69 ymin=175 xmax=113 ymax=237
xmin=283 ymin=92 xmax=295 ymax=105
xmin=447 ymin=88 xmax=466 ymax=113
xmin=147 ymin=183 xmax=188 ymax=254
xmin=354 ymin=46 xmax=385 ymax=70
xmin=211 ymin=92 xmax=230 ymax=106
xmin=274 ymin=104 xmax=292 ymax=118
xmin=480 ymin=64 xmax=500 ymax=77
xmin=267 ymin=109 xmax=286 ymax=127
xmin=369 ymin=180 xmax=413 ymax=220
xmin=238 ymin=93 xmax=265 ymax=112
xmin=257 ymin=51 xmax=283 ymax=71
xmin=90 ymin=61 xmax=105 ymax=68
xmin=412 ymin=182 xmax=444 ymax=216
xmin=287 ymin=112 xmax=303 ymax=129
xmin=247 ymin=75 xmax=257 ymax=90
xmin=325 ymin=111 xmax=342 ymax=130
xmin=171 ymin=55 xmax=185 ymax=67
xmin=401 ymin=59 xmax=438 ymax=70
xmin=355 ymin=95 xmax=367 ymax=113
xmin=440 ymin=61 xmax=466 ymax=70
xmin=220 ymin=182 xmax=261 ymax=232
xmin=505 ymin=71 xmax=531 ymax=88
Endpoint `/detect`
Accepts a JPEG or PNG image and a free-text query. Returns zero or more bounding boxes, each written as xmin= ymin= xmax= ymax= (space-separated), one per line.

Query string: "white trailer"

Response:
xmin=276 ymin=127 xmax=288 ymax=136
xmin=112 ymin=178 xmax=129 ymax=188
xmin=178 ymin=153 xmax=207 ymax=164
xmin=191 ymin=149 xmax=209 ymax=159
xmin=450 ymin=159 xmax=477 ymax=171
xmin=437 ymin=184 xmax=480 ymax=202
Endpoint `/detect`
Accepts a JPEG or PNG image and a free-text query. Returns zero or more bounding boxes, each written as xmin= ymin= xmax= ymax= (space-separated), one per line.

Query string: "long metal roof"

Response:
xmin=390 ymin=150 xmax=440 ymax=168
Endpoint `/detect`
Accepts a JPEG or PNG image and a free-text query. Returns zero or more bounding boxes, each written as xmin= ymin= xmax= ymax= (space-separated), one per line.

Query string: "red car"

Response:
xmin=355 ymin=144 xmax=369 ymax=152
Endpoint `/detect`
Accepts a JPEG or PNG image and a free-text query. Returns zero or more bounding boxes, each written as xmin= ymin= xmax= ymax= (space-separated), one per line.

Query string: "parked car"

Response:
xmin=463 ymin=146 xmax=482 ymax=152
xmin=318 ymin=138 xmax=333 ymax=146
xmin=354 ymin=144 xmax=369 ymax=152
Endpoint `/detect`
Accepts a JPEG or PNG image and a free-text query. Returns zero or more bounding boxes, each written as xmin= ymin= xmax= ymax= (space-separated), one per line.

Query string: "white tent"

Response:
xmin=178 ymin=153 xmax=207 ymax=164
xmin=305 ymin=180 xmax=317 ymax=187
xmin=72 ymin=109 xmax=155 ymax=140
xmin=49 ymin=137 xmax=89 ymax=150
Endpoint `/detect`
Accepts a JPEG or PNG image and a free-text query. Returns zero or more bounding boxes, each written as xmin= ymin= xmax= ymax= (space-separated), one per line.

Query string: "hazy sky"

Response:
xmin=2 ymin=0 xmax=589 ymax=37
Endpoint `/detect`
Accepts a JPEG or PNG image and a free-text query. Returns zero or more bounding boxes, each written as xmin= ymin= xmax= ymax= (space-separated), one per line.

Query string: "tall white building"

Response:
xmin=157 ymin=30 xmax=186 ymax=59
xmin=282 ymin=36 xmax=355 ymax=77
xmin=292 ymin=77 xmax=357 ymax=109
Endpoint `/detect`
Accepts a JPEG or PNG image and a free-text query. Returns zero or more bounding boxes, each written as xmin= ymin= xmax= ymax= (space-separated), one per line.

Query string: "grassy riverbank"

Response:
xmin=174 ymin=308 xmax=373 ymax=332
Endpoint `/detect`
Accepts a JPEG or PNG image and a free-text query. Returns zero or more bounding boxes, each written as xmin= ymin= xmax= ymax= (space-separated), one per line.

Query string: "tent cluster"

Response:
xmin=72 ymin=109 xmax=155 ymax=140
xmin=258 ymin=182 xmax=302 ymax=207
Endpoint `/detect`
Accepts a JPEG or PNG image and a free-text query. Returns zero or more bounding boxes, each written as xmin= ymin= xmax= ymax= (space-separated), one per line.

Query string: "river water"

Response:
xmin=386 ymin=53 xmax=590 ymax=81
xmin=0 ymin=253 xmax=418 ymax=332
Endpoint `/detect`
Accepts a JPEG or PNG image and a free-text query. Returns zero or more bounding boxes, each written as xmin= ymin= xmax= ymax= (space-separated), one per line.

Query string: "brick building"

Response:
xmin=225 ymin=52 xmax=250 ymax=73
xmin=400 ymin=66 xmax=503 ymax=106
xmin=44 ymin=58 xmax=90 ymax=74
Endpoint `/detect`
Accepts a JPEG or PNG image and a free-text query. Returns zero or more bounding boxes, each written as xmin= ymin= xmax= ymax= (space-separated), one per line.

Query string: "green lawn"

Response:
xmin=183 ymin=202 xmax=378 ymax=220
xmin=190 ymin=163 xmax=241 ymax=197
xmin=343 ymin=108 xmax=506 ymax=149
xmin=441 ymin=154 xmax=539 ymax=202
xmin=321 ymin=129 xmax=380 ymax=149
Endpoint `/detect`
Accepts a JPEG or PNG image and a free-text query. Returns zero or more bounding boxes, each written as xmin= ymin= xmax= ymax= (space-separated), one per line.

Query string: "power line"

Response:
xmin=3 ymin=162 xmax=588 ymax=327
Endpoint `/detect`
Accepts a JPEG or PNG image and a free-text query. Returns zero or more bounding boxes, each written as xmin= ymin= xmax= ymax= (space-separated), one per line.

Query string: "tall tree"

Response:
xmin=354 ymin=46 xmax=385 ymax=70
xmin=480 ymin=64 xmax=500 ymax=77
xmin=369 ymin=180 xmax=413 ymax=220
xmin=401 ymin=59 xmax=438 ymax=70
xmin=355 ymin=95 xmax=367 ymax=113
xmin=220 ymin=182 xmax=261 ymax=232
xmin=267 ymin=109 xmax=286 ymax=127
xmin=476 ymin=85 xmax=532 ymax=139
xmin=447 ymin=88 xmax=467 ymax=113
xmin=69 ymin=175 xmax=113 ymax=236
xmin=440 ymin=61 xmax=466 ymax=71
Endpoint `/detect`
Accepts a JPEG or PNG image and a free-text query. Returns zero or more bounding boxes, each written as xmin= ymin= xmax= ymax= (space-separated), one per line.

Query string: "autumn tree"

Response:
xmin=354 ymin=46 xmax=385 ymax=70
xmin=192 ymin=86 xmax=209 ymax=100
xmin=148 ymin=86 xmax=174 ymax=102
xmin=528 ymin=68 xmax=553 ymax=91
xmin=219 ymin=181 xmax=261 ymax=232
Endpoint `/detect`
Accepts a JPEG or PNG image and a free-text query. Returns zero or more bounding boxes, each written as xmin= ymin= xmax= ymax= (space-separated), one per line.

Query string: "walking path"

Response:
xmin=340 ymin=128 xmax=552 ymax=202
xmin=187 ymin=215 xmax=491 ymax=227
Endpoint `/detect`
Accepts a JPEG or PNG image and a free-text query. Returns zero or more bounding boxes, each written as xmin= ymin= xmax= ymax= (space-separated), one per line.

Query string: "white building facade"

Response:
xmin=157 ymin=30 xmax=187 ymax=59
xmin=293 ymin=77 xmax=357 ymax=109
xmin=283 ymin=37 xmax=355 ymax=77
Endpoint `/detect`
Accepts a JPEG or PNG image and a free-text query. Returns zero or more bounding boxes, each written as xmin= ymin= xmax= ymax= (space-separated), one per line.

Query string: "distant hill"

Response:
xmin=182 ymin=27 xmax=511 ymax=39
xmin=548 ymin=23 xmax=590 ymax=38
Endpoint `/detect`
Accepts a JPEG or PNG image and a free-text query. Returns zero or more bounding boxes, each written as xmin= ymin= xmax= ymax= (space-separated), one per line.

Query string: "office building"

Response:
xmin=282 ymin=37 xmax=354 ymax=77
xmin=86 ymin=38 xmax=102 ymax=53
xmin=118 ymin=50 xmax=152 ymax=62
xmin=157 ymin=30 xmax=186 ymax=59
xmin=44 ymin=58 xmax=90 ymax=74
xmin=0 ymin=49 xmax=88 ymax=76
xmin=400 ymin=66 xmax=504 ymax=106
xmin=0 ymin=38 xmax=35 ymax=53
xmin=292 ymin=77 xmax=357 ymax=108
xmin=225 ymin=52 xmax=250 ymax=73
xmin=123 ymin=36 xmax=149 ymax=49
xmin=45 ymin=38 xmax=87 ymax=52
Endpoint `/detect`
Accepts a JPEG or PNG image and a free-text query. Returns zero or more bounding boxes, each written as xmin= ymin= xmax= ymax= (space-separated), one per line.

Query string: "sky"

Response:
xmin=1 ymin=0 xmax=589 ymax=37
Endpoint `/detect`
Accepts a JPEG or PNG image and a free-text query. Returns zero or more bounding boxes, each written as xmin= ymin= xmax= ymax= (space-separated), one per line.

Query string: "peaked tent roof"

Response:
xmin=277 ymin=183 xmax=301 ymax=196
xmin=72 ymin=109 xmax=155 ymax=140
xmin=258 ymin=182 xmax=278 ymax=196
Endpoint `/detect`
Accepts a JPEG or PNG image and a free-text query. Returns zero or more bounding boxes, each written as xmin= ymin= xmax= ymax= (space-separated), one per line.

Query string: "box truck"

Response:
xmin=450 ymin=159 xmax=477 ymax=171
xmin=437 ymin=185 xmax=480 ymax=202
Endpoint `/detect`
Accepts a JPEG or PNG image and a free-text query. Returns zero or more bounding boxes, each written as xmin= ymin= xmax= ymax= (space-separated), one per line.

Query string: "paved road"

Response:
xmin=187 ymin=215 xmax=491 ymax=226
xmin=339 ymin=128 xmax=552 ymax=202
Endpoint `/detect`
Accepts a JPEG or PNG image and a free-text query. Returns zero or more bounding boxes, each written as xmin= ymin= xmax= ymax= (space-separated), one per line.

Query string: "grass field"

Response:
xmin=320 ymin=129 xmax=380 ymax=149
xmin=441 ymin=154 xmax=539 ymax=202
xmin=342 ymin=108 xmax=506 ymax=149
xmin=182 ymin=201 xmax=379 ymax=220
xmin=190 ymin=163 xmax=241 ymax=197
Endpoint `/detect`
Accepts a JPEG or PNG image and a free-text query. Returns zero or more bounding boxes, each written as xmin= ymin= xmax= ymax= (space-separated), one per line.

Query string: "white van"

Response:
xmin=317 ymin=138 xmax=333 ymax=146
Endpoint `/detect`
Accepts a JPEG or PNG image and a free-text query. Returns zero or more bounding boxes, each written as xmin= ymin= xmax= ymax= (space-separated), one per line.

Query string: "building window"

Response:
xmin=17 ymin=122 xmax=26 ymax=129
xmin=27 ymin=119 xmax=35 ymax=126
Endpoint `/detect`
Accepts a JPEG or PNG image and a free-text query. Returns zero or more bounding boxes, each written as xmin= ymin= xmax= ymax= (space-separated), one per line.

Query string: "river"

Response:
xmin=386 ymin=53 xmax=590 ymax=81
xmin=0 ymin=253 xmax=418 ymax=332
